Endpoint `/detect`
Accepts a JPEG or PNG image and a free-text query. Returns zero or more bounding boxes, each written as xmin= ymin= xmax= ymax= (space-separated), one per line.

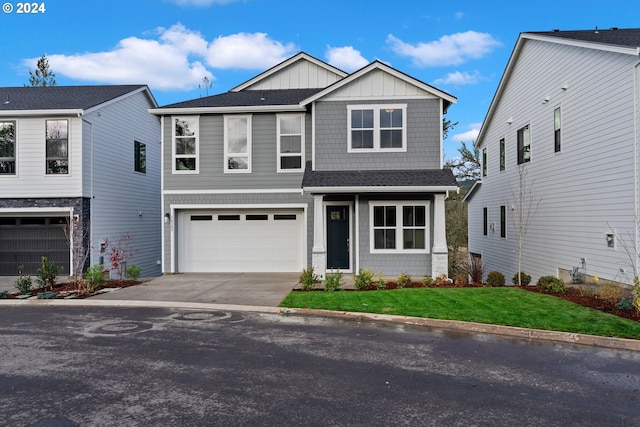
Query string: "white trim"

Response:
xmin=522 ymin=33 xmax=640 ymax=56
xmin=368 ymin=201 xmax=431 ymax=254
xmin=324 ymin=95 xmax=437 ymax=102
xmin=0 ymin=109 xmax=83 ymax=117
xmin=172 ymin=115 xmax=199 ymax=174
xmin=163 ymin=188 xmax=304 ymax=195
xmin=347 ymin=104 xmax=407 ymax=153
xmin=0 ymin=207 xmax=73 ymax=214
xmin=354 ymin=195 xmax=360 ymax=274
xmin=224 ymin=114 xmax=252 ymax=173
xmin=324 ymin=201 xmax=354 ymax=273
xmin=160 ymin=115 xmax=166 ymax=273
xmin=84 ymin=86 xmax=156 ymax=115
xmin=150 ymin=105 xmax=306 ymax=115
xmin=0 ymin=119 xmax=17 ymax=177
xmin=311 ymin=102 xmax=316 ymax=171
xmin=439 ymin=99 xmax=444 ymax=169
xmin=304 ymin=185 xmax=458 ymax=193
xmin=276 ymin=113 xmax=305 ymax=173
xmin=170 ymin=203 xmax=308 ymax=210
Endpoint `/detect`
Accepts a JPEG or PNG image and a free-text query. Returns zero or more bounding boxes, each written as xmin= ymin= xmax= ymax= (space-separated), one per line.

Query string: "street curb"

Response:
xmin=1 ymin=299 xmax=639 ymax=352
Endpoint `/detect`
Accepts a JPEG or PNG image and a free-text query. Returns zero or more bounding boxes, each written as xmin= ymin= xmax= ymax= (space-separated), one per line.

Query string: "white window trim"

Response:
xmin=224 ymin=115 xmax=252 ymax=174
xmin=347 ymin=104 xmax=407 ymax=153
xmin=172 ymin=115 xmax=199 ymax=174
xmin=0 ymin=120 xmax=17 ymax=177
xmin=369 ymin=201 xmax=430 ymax=254
xmin=276 ymin=113 xmax=305 ymax=173
xmin=45 ymin=119 xmax=70 ymax=176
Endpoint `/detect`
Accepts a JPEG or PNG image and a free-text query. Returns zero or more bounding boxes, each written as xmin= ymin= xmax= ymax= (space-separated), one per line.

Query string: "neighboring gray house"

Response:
xmin=0 ymin=85 xmax=162 ymax=277
xmin=464 ymin=28 xmax=640 ymax=285
xmin=151 ymin=52 xmax=458 ymax=278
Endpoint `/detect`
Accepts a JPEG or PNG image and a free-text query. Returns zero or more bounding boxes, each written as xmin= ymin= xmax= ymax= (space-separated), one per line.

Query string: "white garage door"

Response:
xmin=178 ymin=209 xmax=304 ymax=272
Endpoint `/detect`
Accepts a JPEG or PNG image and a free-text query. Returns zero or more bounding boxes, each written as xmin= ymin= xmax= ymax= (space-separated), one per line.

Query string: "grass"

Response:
xmin=280 ymin=287 xmax=640 ymax=340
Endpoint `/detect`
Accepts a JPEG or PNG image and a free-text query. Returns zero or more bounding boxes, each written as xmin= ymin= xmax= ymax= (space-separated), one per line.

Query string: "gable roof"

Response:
xmin=0 ymin=85 xmax=156 ymax=116
xmin=230 ymin=52 xmax=348 ymax=92
xmin=475 ymin=27 xmax=640 ymax=148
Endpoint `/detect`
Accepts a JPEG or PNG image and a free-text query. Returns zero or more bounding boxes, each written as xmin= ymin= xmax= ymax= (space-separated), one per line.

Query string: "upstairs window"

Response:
xmin=173 ymin=116 xmax=198 ymax=173
xmin=517 ymin=124 xmax=531 ymax=165
xmin=482 ymin=148 xmax=487 ymax=177
xmin=348 ymin=104 xmax=406 ymax=152
xmin=277 ymin=114 xmax=304 ymax=172
xmin=224 ymin=115 xmax=251 ymax=173
xmin=46 ymin=120 xmax=68 ymax=174
xmin=554 ymin=108 xmax=561 ymax=153
xmin=499 ymin=138 xmax=505 ymax=171
xmin=0 ymin=121 xmax=16 ymax=175
xmin=134 ymin=141 xmax=146 ymax=174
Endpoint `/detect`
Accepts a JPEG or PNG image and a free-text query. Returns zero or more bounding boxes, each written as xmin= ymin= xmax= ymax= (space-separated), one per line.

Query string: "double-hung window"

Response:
xmin=277 ymin=114 xmax=304 ymax=172
xmin=348 ymin=104 xmax=406 ymax=152
xmin=0 ymin=121 xmax=16 ymax=175
xmin=517 ymin=124 xmax=531 ymax=164
xmin=46 ymin=119 xmax=68 ymax=174
xmin=554 ymin=108 xmax=561 ymax=152
xmin=173 ymin=116 xmax=198 ymax=173
xmin=224 ymin=115 xmax=251 ymax=173
xmin=370 ymin=202 xmax=429 ymax=253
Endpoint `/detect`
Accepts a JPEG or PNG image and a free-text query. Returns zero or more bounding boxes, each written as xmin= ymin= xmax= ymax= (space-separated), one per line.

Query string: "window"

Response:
xmin=173 ymin=116 xmax=198 ymax=172
xmin=277 ymin=114 xmax=304 ymax=172
xmin=224 ymin=115 xmax=251 ymax=173
xmin=482 ymin=148 xmax=487 ymax=177
xmin=0 ymin=121 xmax=16 ymax=175
xmin=499 ymin=138 xmax=505 ymax=171
xmin=46 ymin=120 xmax=68 ymax=174
xmin=483 ymin=207 xmax=488 ymax=236
xmin=348 ymin=104 xmax=407 ymax=152
xmin=554 ymin=108 xmax=561 ymax=152
xmin=370 ymin=202 xmax=429 ymax=253
xmin=517 ymin=124 xmax=531 ymax=164
xmin=500 ymin=206 xmax=506 ymax=238
xmin=134 ymin=141 xmax=146 ymax=173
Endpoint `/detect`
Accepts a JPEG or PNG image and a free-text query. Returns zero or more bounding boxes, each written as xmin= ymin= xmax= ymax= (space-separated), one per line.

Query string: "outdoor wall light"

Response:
xmin=506 ymin=117 xmax=513 ymax=124
xmin=164 ymin=213 xmax=171 ymax=222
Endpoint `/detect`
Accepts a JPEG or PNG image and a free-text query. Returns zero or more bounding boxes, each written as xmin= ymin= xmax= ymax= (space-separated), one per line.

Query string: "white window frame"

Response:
xmin=224 ymin=115 xmax=252 ymax=173
xmin=369 ymin=201 xmax=430 ymax=254
xmin=0 ymin=120 xmax=16 ymax=176
xmin=347 ymin=104 xmax=407 ymax=153
xmin=172 ymin=116 xmax=199 ymax=174
xmin=276 ymin=113 xmax=305 ymax=173
xmin=45 ymin=119 xmax=69 ymax=175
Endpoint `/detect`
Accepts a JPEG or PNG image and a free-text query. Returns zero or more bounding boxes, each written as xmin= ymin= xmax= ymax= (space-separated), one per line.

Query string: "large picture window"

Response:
xmin=224 ymin=115 xmax=251 ymax=173
xmin=370 ymin=202 xmax=429 ymax=253
xmin=173 ymin=116 xmax=198 ymax=173
xmin=46 ymin=119 xmax=68 ymax=174
xmin=348 ymin=104 xmax=407 ymax=152
xmin=277 ymin=114 xmax=304 ymax=172
xmin=0 ymin=121 xmax=16 ymax=175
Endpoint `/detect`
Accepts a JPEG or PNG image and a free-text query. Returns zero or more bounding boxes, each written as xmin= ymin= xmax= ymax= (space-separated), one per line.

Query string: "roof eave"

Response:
xmin=149 ymin=104 xmax=307 ymax=116
xmin=0 ymin=109 xmax=84 ymax=117
xmin=461 ymin=180 xmax=481 ymax=203
xmin=303 ymin=185 xmax=458 ymax=194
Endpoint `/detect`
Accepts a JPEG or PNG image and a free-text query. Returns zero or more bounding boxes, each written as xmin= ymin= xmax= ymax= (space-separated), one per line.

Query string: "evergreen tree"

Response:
xmin=26 ymin=54 xmax=56 ymax=87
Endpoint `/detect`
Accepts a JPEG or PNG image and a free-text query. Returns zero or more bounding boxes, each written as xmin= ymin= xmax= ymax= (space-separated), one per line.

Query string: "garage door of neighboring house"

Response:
xmin=0 ymin=217 xmax=70 ymax=275
xmin=177 ymin=209 xmax=304 ymax=273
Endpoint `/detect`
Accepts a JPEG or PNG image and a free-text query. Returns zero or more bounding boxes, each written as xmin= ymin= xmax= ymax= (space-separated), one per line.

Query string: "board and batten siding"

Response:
xmin=242 ymin=59 xmax=343 ymax=90
xmin=468 ymin=38 xmax=638 ymax=284
xmin=314 ymin=99 xmax=442 ymax=171
xmin=84 ymin=90 xmax=162 ymax=277
xmin=163 ymin=113 xmax=310 ymax=191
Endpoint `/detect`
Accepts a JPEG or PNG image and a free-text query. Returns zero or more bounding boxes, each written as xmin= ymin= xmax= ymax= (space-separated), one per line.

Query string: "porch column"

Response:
xmin=432 ymin=193 xmax=449 ymax=278
xmin=312 ymin=194 xmax=326 ymax=279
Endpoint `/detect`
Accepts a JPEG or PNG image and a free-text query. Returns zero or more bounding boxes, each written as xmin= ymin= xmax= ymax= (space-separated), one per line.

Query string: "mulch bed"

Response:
xmin=2 ymin=279 xmax=142 ymax=299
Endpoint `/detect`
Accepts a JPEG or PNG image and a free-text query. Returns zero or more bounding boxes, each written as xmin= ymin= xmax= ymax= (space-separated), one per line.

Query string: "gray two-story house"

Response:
xmin=0 ymin=85 xmax=161 ymax=277
xmin=151 ymin=53 xmax=457 ymax=278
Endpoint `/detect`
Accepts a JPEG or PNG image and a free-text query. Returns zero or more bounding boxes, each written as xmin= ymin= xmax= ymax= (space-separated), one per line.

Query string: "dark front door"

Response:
xmin=326 ymin=205 xmax=349 ymax=270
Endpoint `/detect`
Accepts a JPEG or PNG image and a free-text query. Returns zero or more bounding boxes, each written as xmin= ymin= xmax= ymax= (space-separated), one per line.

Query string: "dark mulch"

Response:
xmin=3 ymin=279 xmax=141 ymax=299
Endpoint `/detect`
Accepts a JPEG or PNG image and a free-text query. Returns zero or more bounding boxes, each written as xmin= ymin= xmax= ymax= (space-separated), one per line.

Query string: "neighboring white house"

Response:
xmin=464 ymin=28 xmax=640 ymax=285
xmin=0 ymin=85 xmax=162 ymax=277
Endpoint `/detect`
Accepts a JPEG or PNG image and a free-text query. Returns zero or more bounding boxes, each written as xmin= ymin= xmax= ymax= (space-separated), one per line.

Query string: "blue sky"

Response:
xmin=1 ymin=0 xmax=638 ymax=158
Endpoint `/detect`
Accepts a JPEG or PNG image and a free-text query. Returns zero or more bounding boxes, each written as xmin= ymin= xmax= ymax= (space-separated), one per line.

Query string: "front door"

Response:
xmin=326 ymin=205 xmax=349 ymax=270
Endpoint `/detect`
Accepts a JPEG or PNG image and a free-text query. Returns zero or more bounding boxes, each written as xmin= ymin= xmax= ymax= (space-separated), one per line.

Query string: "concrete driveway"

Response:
xmin=90 ymin=273 xmax=300 ymax=307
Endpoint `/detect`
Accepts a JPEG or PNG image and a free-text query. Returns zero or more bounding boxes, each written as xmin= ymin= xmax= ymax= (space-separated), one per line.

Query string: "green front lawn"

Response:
xmin=280 ymin=287 xmax=640 ymax=340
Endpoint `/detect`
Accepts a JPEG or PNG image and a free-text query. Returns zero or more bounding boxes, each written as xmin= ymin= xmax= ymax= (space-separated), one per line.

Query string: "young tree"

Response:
xmin=26 ymin=54 xmax=56 ymax=87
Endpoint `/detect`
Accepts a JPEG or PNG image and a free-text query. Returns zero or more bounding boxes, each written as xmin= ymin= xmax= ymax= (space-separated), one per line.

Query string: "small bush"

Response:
xmin=86 ymin=264 xmax=106 ymax=291
xmin=433 ymin=274 xmax=450 ymax=287
xmin=596 ymin=282 xmax=624 ymax=304
xmin=453 ymin=274 xmax=468 ymax=287
xmin=512 ymin=272 xmax=532 ymax=286
xmin=616 ymin=298 xmax=635 ymax=311
xmin=397 ymin=273 xmax=411 ymax=289
xmin=125 ymin=264 xmax=142 ymax=281
xmin=299 ymin=267 xmax=320 ymax=291
xmin=323 ymin=271 xmax=343 ymax=292
xmin=467 ymin=257 xmax=485 ymax=284
xmin=15 ymin=275 xmax=32 ymax=295
xmin=486 ymin=271 xmax=506 ymax=287
xmin=536 ymin=276 xmax=566 ymax=294
xmin=35 ymin=256 xmax=61 ymax=290
xmin=633 ymin=277 xmax=640 ymax=311
xmin=422 ymin=275 xmax=434 ymax=287
xmin=37 ymin=291 xmax=58 ymax=299
xmin=354 ymin=269 xmax=374 ymax=291
xmin=0 ymin=290 xmax=8 ymax=299
xmin=374 ymin=271 xmax=387 ymax=290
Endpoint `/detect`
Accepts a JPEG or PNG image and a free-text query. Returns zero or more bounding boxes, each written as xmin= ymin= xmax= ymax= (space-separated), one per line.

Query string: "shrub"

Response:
xmin=596 ymin=282 xmax=624 ymax=304
xmin=37 ymin=291 xmax=58 ymax=299
xmin=397 ymin=273 xmax=411 ymax=289
xmin=126 ymin=264 xmax=142 ymax=281
xmin=86 ymin=264 xmax=106 ymax=291
xmin=354 ymin=269 xmax=374 ymax=291
xmin=0 ymin=290 xmax=8 ymax=299
xmin=486 ymin=271 xmax=506 ymax=287
xmin=299 ymin=267 xmax=320 ymax=291
xmin=15 ymin=275 xmax=32 ymax=295
xmin=453 ymin=274 xmax=468 ymax=287
xmin=633 ymin=277 xmax=640 ymax=311
xmin=536 ymin=276 xmax=566 ymax=294
xmin=467 ymin=257 xmax=485 ymax=284
xmin=512 ymin=272 xmax=532 ymax=286
xmin=616 ymin=297 xmax=635 ymax=311
xmin=433 ymin=274 xmax=450 ymax=287
xmin=323 ymin=271 xmax=343 ymax=292
xmin=35 ymin=256 xmax=61 ymax=290
xmin=374 ymin=271 xmax=387 ymax=290
xmin=422 ymin=275 xmax=434 ymax=287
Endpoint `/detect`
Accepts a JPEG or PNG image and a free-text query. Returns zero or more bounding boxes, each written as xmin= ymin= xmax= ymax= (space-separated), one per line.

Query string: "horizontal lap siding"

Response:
xmin=469 ymin=39 xmax=637 ymax=283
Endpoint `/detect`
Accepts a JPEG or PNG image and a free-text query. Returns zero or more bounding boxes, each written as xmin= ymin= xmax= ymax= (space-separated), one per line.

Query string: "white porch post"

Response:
xmin=312 ymin=194 xmax=326 ymax=279
xmin=432 ymin=193 xmax=449 ymax=278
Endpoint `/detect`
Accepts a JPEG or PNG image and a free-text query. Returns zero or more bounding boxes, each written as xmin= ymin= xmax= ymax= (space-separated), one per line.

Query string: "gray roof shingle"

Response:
xmin=0 ymin=85 xmax=149 ymax=111
xmin=528 ymin=28 xmax=640 ymax=48
xmin=161 ymin=89 xmax=323 ymax=109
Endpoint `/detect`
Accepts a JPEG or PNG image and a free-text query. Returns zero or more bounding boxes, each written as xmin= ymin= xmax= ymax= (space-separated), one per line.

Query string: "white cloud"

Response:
xmin=434 ymin=70 xmax=481 ymax=85
xmin=386 ymin=31 xmax=500 ymax=67
xmin=455 ymin=11 xmax=464 ymax=20
xmin=206 ymin=33 xmax=297 ymax=69
xmin=325 ymin=46 xmax=368 ymax=72
xmin=452 ymin=124 xmax=482 ymax=143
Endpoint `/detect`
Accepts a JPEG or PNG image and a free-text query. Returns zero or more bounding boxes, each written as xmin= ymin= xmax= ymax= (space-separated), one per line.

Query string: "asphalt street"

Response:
xmin=1 ymin=306 xmax=639 ymax=426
